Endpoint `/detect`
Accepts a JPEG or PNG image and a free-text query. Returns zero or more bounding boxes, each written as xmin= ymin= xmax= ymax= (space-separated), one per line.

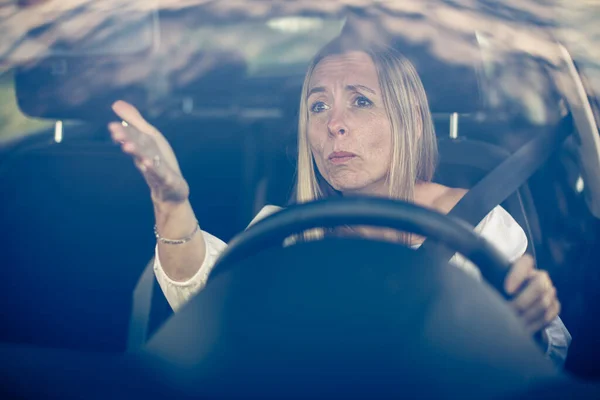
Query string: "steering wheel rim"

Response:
xmin=211 ymin=197 xmax=512 ymax=296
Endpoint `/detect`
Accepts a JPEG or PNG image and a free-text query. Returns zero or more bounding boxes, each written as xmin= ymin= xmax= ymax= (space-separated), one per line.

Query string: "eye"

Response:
xmin=310 ymin=101 xmax=329 ymax=113
xmin=354 ymin=95 xmax=373 ymax=108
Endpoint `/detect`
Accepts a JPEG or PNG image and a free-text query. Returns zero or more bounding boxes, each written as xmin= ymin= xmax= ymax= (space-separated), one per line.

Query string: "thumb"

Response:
xmin=112 ymin=100 xmax=158 ymax=136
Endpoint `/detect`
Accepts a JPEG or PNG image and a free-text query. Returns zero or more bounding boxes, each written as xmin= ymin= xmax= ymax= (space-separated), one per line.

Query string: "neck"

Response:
xmin=340 ymin=180 xmax=435 ymax=246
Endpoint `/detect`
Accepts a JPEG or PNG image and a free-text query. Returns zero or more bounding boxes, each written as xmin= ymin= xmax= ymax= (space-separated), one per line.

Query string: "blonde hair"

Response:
xmin=294 ymin=38 xmax=437 ymax=240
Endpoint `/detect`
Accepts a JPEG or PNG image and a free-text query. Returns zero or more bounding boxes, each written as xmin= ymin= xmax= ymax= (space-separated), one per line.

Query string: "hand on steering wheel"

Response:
xmin=506 ymin=255 xmax=561 ymax=334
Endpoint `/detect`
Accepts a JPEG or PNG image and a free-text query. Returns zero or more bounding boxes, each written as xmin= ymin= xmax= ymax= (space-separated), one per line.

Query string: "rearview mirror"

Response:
xmin=1 ymin=0 xmax=159 ymax=63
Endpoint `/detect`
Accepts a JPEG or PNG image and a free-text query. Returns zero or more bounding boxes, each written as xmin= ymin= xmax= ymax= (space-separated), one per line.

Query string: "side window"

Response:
xmin=476 ymin=32 xmax=564 ymax=127
xmin=527 ymin=111 xmax=597 ymax=334
xmin=0 ymin=69 xmax=55 ymax=145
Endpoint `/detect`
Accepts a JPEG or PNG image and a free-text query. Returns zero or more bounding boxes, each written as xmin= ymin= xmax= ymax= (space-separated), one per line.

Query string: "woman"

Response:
xmin=108 ymin=36 xmax=571 ymax=366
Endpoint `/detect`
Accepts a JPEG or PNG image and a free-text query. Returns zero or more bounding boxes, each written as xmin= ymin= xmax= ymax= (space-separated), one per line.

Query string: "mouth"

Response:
xmin=328 ymin=151 xmax=357 ymax=164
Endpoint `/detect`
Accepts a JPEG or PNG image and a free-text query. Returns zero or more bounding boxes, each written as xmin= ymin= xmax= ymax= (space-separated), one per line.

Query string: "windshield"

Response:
xmin=1 ymin=0 xmax=599 ymax=391
xmin=1 ymin=0 xmax=589 ymax=142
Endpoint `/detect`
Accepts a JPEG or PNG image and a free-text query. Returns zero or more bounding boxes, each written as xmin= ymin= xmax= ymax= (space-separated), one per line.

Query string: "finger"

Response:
xmin=510 ymin=271 xmax=552 ymax=313
xmin=121 ymin=124 xmax=153 ymax=148
xmin=108 ymin=122 xmax=127 ymax=144
xmin=134 ymin=158 xmax=147 ymax=173
xmin=111 ymin=100 xmax=159 ymax=136
xmin=525 ymin=300 xmax=560 ymax=334
xmin=109 ymin=122 xmax=145 ymax=150
xmin=520 ymin=286 xmax=557 ymax=324
xmin=504 ymin=254 xmax=535 ymax=295
xmin=139 ymin=153 xmax=177 ymax=187
xmin=109 ymin=121 xmax=147 ymax=146
xmin=122 ymin=141 xmax=137 ymax=154
xmin=110 ymin=123 xmax=159 ymax=161
xmin=135 ymin=158 xmax=162 ymax=177
xmin=109 ymin=124 xmax=140 ymax=156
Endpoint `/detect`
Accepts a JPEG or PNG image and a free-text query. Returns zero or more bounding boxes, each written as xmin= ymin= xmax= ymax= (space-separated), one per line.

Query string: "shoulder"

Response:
xmin=247 ymin=205 xmax=284 ymax=228
xmin=417 ymin=182 xmax=467 ymax=214
xmin=434 ymin=186 xmax=468 ymax=214
xmin=428 ymin=183 xmax=527 ymax=262
xmin=474 ymin=206 xmax=528 ymax=262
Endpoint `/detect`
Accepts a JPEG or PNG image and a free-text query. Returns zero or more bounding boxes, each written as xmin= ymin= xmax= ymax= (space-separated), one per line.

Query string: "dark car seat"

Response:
xmin=0 ymin=118 xmax=247 ymax=352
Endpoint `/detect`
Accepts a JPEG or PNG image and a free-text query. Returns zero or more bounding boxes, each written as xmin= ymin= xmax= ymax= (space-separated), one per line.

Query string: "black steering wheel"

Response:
xmin=211 ymin=197 xmax=512 ymax=296
xmin=142 ymin=196 xmax=556 ymax=397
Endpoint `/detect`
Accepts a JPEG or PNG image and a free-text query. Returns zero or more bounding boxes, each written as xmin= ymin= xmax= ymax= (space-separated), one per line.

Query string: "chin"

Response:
xmin=327 ymin=175 xmax=387 ymax=196
xmin=322 ymin=170 xmax=382 ymax=195
xmin=328 ymin=178 xmax=372 ymax=194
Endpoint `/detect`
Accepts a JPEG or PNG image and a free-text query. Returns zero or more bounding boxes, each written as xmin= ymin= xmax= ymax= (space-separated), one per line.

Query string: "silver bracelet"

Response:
xmin=154 ymin=222 xmax=199 ymax=245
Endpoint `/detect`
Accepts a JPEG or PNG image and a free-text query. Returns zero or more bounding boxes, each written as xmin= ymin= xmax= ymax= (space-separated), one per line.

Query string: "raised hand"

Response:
xmin=108 ymin=100 xmax=189 ymax=204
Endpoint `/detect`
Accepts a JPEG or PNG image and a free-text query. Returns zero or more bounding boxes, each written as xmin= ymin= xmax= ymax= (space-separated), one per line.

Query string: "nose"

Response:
xmin=327 ymin=108 xmax=347 ymax=137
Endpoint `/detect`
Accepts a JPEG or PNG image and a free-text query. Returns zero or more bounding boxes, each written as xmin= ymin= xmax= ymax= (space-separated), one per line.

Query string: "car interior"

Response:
xmin=0 ymin=3 xmax=599 ymax=389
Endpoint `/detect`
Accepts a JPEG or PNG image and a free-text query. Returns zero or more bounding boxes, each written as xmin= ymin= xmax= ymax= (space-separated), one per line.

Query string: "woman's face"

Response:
xmin=307 ymin=51 xmax=393 ymax=196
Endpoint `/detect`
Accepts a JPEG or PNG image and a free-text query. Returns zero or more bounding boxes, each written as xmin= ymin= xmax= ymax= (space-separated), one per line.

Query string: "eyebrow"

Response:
xmin=347 ymin=84 xmax=376 ymax=95
xmin=308 ymin=86 xmax=326 ymax=97
xmin=307 ymin=84 xmax=377 ymax=97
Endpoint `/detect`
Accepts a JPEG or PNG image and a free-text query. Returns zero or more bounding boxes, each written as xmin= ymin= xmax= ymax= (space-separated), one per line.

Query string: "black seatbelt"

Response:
xmin=419 ymin=114 xmax=573 ymax=275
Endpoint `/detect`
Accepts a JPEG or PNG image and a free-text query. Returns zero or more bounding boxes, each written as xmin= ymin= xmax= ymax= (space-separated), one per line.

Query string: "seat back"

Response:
xmin=435 ymin=137 xmax=536 ymax=256
xmin=0 ymin=118 xmax=245 ymax=352
xmin=0 ymin=138 xmax=152 ymax=351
